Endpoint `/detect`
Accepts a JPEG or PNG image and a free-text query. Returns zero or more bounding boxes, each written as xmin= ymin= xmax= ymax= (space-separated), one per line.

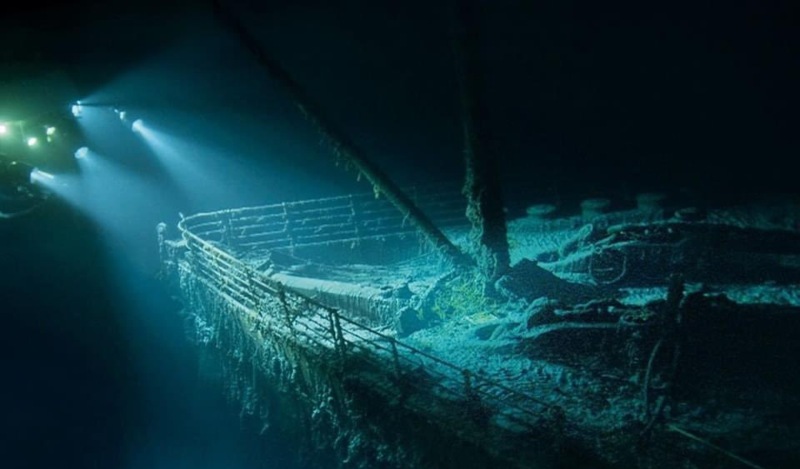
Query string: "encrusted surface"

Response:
xmin=164 ymin=195 xmax=800 ymax=468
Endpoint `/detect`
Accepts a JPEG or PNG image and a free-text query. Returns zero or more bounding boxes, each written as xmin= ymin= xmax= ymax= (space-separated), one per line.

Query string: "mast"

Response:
xmin=212 ymin=0 xmax=471 ymax=267
xmin=452 ymin=0 xmax=511 ymax=281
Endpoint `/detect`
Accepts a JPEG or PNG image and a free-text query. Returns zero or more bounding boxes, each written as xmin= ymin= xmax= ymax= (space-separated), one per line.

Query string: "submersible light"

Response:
xmin=74 ymin=146 xmax=89 ymax=159
xmin=131 ymin=119 xmax=144 ymax=133
xmin=0 ymin=160 xmax=51 ymax=217
xmin=46 ymin=126 xmax=56 ymax=136
xmin=71 ymin=102 xmax=83 ymax=118
xmin=1 ymin=161 xmax=54 ymax=186
xmin=27 ymin=137 xmax=38 ymax=147
xmin=0 ymin=124 xmax=7 ymax=135
xmin=30 ymin=168 xmax=55 ymax=183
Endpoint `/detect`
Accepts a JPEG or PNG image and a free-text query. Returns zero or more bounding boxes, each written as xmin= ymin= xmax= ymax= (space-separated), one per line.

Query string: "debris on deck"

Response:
xmin=161 ymin=191 xmax=800 ymax=469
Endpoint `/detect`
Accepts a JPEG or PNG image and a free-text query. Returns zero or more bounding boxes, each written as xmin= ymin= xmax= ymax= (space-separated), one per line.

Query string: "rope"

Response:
xmin=667 ymin=424 xmax=767 ymax=469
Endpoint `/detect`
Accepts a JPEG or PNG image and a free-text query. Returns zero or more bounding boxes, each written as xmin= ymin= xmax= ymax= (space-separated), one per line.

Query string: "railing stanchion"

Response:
xmin=327 ymin=309 xmax=339 ymax=353
xmin=332 ymin=309 xmax=346 ymax=355
xmin=390 ymin=338 xmax=402 ymax=380
xmin=462 ymin=369 xmax=474 ymax=398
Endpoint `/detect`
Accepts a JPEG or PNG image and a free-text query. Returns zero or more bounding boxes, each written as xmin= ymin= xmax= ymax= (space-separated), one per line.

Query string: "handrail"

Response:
xmin=172 ymin=194 xmax=769 ymax=469
xmin=178 ymin=208 xmax=564 ymax=435
xmin=180 ymin=188 xmax=468 ymax=249
xmin=182 ymin=251 xmax=562 ymax=442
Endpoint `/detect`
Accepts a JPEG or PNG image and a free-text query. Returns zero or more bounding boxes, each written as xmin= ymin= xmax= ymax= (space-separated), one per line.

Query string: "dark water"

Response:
xmin=1 ymin=1 xmax=797 ymax=468
xmin=0 ymin=200 xmax=306 ymax=469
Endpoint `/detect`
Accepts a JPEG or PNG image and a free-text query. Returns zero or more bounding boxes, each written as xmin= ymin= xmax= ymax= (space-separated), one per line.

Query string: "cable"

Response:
xmin=667 ymin=424 xmax=768 ymax=469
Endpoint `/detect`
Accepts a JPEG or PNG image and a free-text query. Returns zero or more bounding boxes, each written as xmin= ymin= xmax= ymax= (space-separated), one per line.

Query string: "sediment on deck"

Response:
xmin=158 ymin=190 xmax=607 ymax=468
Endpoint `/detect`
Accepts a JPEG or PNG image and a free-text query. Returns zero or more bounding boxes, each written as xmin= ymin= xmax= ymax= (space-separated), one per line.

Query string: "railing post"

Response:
xmin=332 ymin=310 xmax=346 ymax=353
xmin=390 ymin=338 xmax=402 ymax=380
xmin=156 ymin=222 xmax=169 ymax=279
xmin=245 ymin=269 xmax=259 ymax=313
xmin=281 ymin=202 xmax=296 ymax=254
xmin=327 ymin=309 xmax=338 ymax=352
xmin=462 ymin=369 xmax=474 ymax=398
xmin=277 ymin=284 xmax=293 ymax=328
xmin=349 ymin=195 xmax=360 ymax=240
xmin=462 ymin=369 xmax=489 ymax=427
xmin=224 ymin=211 xmax=238 ymax=249
xmin=327 ymin=309 xmax=346 ymax=358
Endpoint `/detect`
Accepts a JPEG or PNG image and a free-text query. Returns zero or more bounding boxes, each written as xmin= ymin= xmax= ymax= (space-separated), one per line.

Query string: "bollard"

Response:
xmin=635 ymin=192 xmax=667 ymax=212
xmin=580 ymin=198 xmax=611 ymax=220
xmin=525 ymin=203 xmax=557 ymax=221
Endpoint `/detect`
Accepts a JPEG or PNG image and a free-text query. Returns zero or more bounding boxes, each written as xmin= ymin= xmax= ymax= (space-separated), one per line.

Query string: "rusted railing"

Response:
xmin=168 ymin=192 xmax=778 ymax=468
xmin=178 ymin=206 xmax=560 ymax=413
xmin=182 ymin=186 xmax=468 ymax=254
xmin=173 ymin=190 xmax=572 ymax=466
